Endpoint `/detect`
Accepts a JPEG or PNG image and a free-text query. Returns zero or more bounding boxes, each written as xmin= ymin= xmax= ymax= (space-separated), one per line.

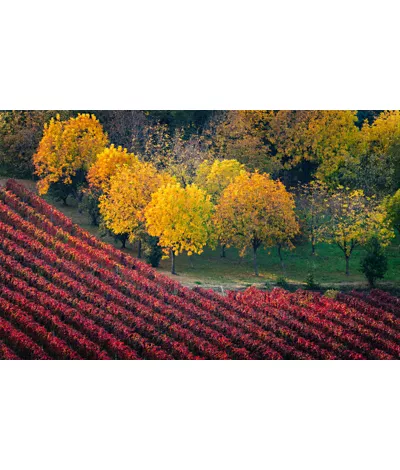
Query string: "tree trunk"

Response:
xmin=62 ymin=197 xmax=68 ymax=206
xmin=345 ymin=255 xmax=350 ymax=276
xmin=221 ymin=244 xmax=226 ymax=258
xmin=253 ymin=245 xmax=259 ymax=276
xmin=90 ymin=213 xmax=98 ymax=226
xmin=137 ymin=239 xmax=142 ymax=258
xmin=171 ymin=250 xmax=176 ymax=275
xmin=278 ymin=244 xmax=285 ymax=273
xmin=121 ymin=237 xmax=126 ymax=249
xmin=311 ymin=238 xmax=316 ymax=256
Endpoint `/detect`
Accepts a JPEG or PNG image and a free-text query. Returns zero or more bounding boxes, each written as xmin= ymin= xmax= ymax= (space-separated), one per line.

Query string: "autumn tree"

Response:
xmin=99 ymin=161 xmax=173 ymax=257
xmin=81 ymin=145 xmax=139 ymax=226
xmin=0 ymin=110 xmax=74 ymax=178
xmin=33 ymin=113 xmax=108 ymax=201
xmin=212 ymin=111 xmax=281 ymax=174
xmin=213 ymin=172 xmax=299 ymax=276
xmin=195 ymin=158 xmax=246 ymax=257
xmin=144 ymin=184 xmax=214 ymax=274
xmin=195 ymin=159 xmax=246 ymax=202
xmin=95 ymin=111 xmax=148 ymax=150
xmin=385 ymin=189 xmax=400 ymax=234
xmin=266 ymin=110 xmax=364 ymax=185
xmin=325 ymin=187 xmax=393 ymax=275
xmin=296 ymin=180 xmax=329 ymax=255
xmin=358 ymin=110 xmax=400 ymax=194
xmin=132 ymin=122 xmax=210 ymax=186
xmin=87 ymin=145 xmax=139 ymax=193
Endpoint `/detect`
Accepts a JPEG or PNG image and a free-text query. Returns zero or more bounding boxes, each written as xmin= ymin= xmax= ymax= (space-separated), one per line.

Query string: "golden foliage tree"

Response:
xmin=33 ymin=113 xmax=108 ymax=196
xmin=87 ymin=144 xmax=139 ymax=192
xmin=325 ymin=187 xmax=394 ymax=275
xmin=99 ymin=161 xmax=172 ymax=255
xmin=358 ymin=111 xmax=400 ymax=194
xmin=195 ymin=159 xmax=246 ymax=203
xmin=144 ymin=184 xmax=214 ymax=274
xmin=267 ymin=110 xmax=364 ymax=183
xmin=361 ymin=110 xmax=400 ymax=156
xmin=384 ymin=189 xmax=400 ymax=234
xmin=214 ymin=172 xmax=299 ymax=276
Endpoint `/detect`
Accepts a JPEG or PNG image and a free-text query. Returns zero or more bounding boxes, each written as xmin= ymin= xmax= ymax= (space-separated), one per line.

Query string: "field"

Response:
xmin=0 ymin=179 xmax=399 ymax=360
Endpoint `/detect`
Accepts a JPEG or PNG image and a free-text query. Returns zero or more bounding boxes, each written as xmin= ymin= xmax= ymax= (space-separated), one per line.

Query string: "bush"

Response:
xmin=304 ymin=272 xmax=321 ymax=290
xmin=276 ymin=276 xmax=289 ymax=289
xmin=360 ymin=237 xmax=388 ymax=288
xmin=79 ymin=189 xmax=100 ymax=226
xmin=324 ymin=289 xmax=339 ymax=299
xmin=144 ymin=236 xmax=162 ymax=268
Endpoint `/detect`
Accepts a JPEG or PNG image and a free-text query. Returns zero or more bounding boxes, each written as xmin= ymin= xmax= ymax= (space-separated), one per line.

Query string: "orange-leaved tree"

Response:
xmin=214 ymin=172 xmax=299 ymax=276
xmin=33 ymin=113 xmax=108 ymax=200
xmin=144 ymin=183 xmax=214 ymax=274
xmin=87 ymin=144 xmax=139 ymax=193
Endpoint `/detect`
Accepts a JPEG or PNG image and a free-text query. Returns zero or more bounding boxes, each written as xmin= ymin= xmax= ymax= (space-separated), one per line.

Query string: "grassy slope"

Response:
xmin=1 ymin=178 xmax=399 ymax=290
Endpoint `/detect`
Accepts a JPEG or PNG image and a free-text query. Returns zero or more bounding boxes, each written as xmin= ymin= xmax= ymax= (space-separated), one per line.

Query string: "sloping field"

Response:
xmin=0 ymin=180 xmax=399 ymax=360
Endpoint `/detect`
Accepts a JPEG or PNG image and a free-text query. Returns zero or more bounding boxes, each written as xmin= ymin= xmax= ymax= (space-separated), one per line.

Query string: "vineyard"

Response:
xmin=0 ymin=179 xmax=399 ymax=360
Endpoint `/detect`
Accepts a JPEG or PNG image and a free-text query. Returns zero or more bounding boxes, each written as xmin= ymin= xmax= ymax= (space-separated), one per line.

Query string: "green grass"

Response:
xmin=47 ymin=193 xmax=400 ymax=290
xmin=156 ymin=240 xmax=400 ymax=288
xmin=2 ymin=178 xmax=399 ymax=290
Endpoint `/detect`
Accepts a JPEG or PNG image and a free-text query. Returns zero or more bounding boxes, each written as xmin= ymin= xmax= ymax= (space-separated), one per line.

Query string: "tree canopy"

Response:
xmin=214 ymin=172 xmax=299 ymax=275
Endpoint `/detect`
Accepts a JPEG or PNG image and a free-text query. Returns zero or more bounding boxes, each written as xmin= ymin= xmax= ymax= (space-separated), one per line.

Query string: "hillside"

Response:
xmin=0 ymin=180 xmax=399 ymax=360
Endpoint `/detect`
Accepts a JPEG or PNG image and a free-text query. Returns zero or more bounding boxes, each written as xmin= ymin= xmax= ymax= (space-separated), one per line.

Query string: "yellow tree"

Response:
xmin=361 ymin=110 xmax=400 ymax=155
xmin=195 ymin=158 xmax=246 ymax=257
xmin=360 ymin=111 xmax=400 ymax=193
xmin=144 ymin=184 xmax=214 ymax=274
xmin=99 ymin=162 xmax=173 ymax=256
xmin=82 ymin=145 xmax=138 ymax=227
xmin=267 ymin=110 xmax=364 ymax=183
xmin=214 ymin=172 xmax=299 ymax=276
xmin=195 ymin=159 xmax=246 ymax=202
xmin=34 ymin=113 xmax=108 ymax=199
xmin=384 ymin=189 xmax=400 ymax=234
xmin=325 ymin=187 xmax=394 ymax=275
xmin=87 ymin=144 xmax=139 ymax=192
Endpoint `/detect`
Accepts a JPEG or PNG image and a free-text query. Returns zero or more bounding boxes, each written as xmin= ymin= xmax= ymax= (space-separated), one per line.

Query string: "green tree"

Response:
xmin=360 ymin=237 xmax=388 ymax=287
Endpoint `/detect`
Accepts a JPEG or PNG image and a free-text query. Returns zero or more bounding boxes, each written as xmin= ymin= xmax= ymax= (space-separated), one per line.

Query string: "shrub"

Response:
xmin=360 ymin=237 xmax=388 ymax=288
xmin=324 ymin=289 xmax=339 ymax=299
xmin=305 ymin=272 xmax=321 ymax=290
xmin=276 ymin=276 xmax=289 ymax=289
xmin=144 ymin=236 xmax=162 ymax=268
